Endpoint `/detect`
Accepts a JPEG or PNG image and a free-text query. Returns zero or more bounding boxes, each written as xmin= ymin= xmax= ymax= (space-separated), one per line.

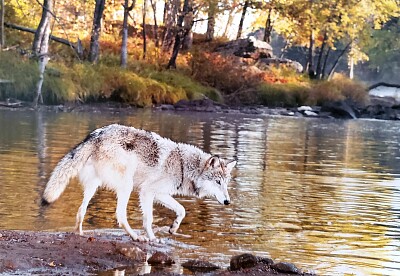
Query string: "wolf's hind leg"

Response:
xmin=155 ymin=194 xmax=185 ymax=234
xmin=74 ymin=180 xmax=99 ymax=235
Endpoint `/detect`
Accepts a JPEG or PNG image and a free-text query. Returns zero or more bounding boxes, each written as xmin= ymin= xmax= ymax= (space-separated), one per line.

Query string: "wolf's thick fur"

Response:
xmin=42 ymin=124 xmax=236 ymax=241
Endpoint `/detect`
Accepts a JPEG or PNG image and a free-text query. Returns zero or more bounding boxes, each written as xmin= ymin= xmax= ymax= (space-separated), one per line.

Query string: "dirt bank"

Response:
xmin=0 ymin=230 xmax=312 ymax=275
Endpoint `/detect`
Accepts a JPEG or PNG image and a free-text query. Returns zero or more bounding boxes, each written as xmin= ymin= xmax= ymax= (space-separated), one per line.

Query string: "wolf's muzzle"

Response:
xmin=224 ymin=200 xmax=230 ymax=205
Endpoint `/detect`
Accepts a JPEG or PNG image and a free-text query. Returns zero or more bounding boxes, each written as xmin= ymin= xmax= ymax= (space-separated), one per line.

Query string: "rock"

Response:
xmin=297 ymin=106 xmax=313 ymax=112
xmin=117 ymin=246 xmax=146 ymax=261
xmin=159 ymin=104 xmax=175 ymax=111
xmin=369 ymin=95 xmax=398 ymax=108
xmin=361 ymin=104 xmax=400 ymax=120
xmin=256 ymin=57 xmax=304 ymax=73
xmin=256 ymin=256 xmax=274 ymax=265
xmin=215 ymin=37 xmax=273 ymax=59
xmin=147 ymin=251 xmax=174 ymax=265
xmin=320 ymin=100 xmax=357 ymax=119
xmin=304 ymin=110 xmax=318 ymax=116
xmin=230 ymin=253 xmax=258 ymax=271
xmin=271 ymin=262 xmax=301 ymax=274
xmin=181 ymin=259 xmax=220 ymax=272
xmin=368 ymin=82 xmax=400 ymax=104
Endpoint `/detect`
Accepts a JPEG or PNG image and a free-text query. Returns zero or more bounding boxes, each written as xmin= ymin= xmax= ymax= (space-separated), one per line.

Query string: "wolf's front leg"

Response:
xmin=139 ymin=192 xmax=157 ymax=241
xmin=116 ymin=188 xmax=148 ymax=242
xmin=155 ymin=194 xmax=185 ymax=234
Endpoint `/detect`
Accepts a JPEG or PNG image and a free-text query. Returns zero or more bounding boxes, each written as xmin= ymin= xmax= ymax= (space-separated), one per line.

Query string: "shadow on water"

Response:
xmin=1 ymin=109 xmax=400 ymax=275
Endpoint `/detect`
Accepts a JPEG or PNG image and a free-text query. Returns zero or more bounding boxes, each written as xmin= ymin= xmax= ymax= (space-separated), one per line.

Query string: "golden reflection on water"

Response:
xmin=0 ymin=109 xmax=400 ymax=275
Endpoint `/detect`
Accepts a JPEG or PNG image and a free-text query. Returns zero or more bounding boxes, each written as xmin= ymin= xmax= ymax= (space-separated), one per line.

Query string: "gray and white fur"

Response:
xmin=42 ymin=124 xmax=236 ymax=242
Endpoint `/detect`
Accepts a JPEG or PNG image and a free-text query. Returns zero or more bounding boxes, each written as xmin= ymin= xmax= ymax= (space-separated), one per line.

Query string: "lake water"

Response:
xmin=0 ymin=108 xmax=399 ymax=275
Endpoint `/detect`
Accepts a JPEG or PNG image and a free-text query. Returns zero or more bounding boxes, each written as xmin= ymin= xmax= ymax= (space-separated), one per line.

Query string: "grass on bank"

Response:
xmin=0 ymin=40 xmax=368 ymax=107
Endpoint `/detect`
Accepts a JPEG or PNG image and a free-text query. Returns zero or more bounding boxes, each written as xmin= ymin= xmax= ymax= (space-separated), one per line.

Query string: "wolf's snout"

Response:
xmin=224 ymin=200 xmax=230 ymax=205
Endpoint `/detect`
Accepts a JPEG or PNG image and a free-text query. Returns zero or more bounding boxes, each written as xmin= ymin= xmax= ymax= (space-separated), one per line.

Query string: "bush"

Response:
xmin=0 ymin=52 xmax=38 ymax=101
xmin=308 ymin=75 xmax=368 ymax=106
xmin=257 ymin=83 xmax=310 ymax=107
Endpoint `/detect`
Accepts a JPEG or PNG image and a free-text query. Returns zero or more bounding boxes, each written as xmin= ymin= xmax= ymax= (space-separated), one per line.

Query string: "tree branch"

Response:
xmin=5 ymin=22 xmax=80 ymax=52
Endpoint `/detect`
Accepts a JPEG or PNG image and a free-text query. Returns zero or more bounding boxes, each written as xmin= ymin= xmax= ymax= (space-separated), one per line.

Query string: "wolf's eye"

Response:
xmin=216 ymin=180 xmax=221 ymax=185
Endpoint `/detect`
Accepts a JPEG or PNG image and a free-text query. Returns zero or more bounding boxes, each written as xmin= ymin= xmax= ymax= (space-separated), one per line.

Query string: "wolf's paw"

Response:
xmin=149 ymin=237 xmax=166 ymax=244
xmin=135 ymin=235 xmax=149 ymax=242
xmin=74 ymin=228 xmax=84 ymax=236
xmin=153 ymin=226 xmax=170 ymax=233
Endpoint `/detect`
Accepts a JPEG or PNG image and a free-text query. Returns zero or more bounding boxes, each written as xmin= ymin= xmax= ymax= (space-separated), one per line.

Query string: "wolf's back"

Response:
xmin=42 ymin=140 xmax=94 ymax=205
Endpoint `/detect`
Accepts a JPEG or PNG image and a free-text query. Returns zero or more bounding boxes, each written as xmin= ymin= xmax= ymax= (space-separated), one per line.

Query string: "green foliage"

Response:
xmin=0 ymin=51 xmax=219 ymax=106
xmin=138 ymin=69 xmax=222 ymax=102
xmin=257 ymin=83 xmax=311 ymax=107
xmin=0 ymin=52 xmax=38 ymax=101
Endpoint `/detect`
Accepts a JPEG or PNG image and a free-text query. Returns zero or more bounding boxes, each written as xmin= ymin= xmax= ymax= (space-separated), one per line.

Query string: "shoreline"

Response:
xmin=0 ymin=230 xmax=313 ymax=275
xmin=1 ymin=95 xmax=399 ymax=120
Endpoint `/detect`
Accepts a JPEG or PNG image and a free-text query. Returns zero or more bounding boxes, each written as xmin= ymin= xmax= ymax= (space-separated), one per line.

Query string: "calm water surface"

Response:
xmin=0 ymin=109 xmax=400 ymax=275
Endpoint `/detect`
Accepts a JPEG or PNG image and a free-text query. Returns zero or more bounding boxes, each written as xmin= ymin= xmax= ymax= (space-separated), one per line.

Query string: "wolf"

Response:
xmin=42 ymin=124 xmax=236 ymax=242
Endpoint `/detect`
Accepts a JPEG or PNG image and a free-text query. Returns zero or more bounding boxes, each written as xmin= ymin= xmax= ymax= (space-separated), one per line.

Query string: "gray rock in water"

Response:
xmin=181 ymin=259 xmax=220 ymax=272
xmin=230 ymin=253 xmax=258 ymax=271
xmin=271 ymin=262 xmax=301 ymax=274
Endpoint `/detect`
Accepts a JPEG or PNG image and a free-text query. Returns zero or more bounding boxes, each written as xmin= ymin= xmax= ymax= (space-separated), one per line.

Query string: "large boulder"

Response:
xmin=215 ymin=37 xmax=273 ymax=60
xmin=256 ymin=57 xmax=304 ymax=73
xmin=230 ymin=253 xmax=259 ymax=271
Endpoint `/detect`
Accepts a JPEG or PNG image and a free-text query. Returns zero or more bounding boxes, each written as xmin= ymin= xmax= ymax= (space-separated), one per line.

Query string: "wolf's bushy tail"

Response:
xmin=42 ymin=141 xmax=93 ymax=205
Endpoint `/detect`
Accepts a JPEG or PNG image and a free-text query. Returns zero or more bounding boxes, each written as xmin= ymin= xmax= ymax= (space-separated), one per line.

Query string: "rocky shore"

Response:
xmin=2 ymin=94 xmax=399 ymax=121
xmin=0 ymin=230 xmax=313 ymax=275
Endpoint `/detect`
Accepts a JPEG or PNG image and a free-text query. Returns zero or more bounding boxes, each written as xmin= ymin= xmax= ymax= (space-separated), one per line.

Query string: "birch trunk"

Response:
xmin=0 ymin=0 xmax=4 ymax=48
xmin=88 ymin=0 xmax=106 ymax=63
xmin=33 ymin=0 xmax=52 ymax=108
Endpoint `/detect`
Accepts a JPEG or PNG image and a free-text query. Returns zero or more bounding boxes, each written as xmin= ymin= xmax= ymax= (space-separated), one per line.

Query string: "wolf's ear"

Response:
xmin=226 ymin=160 xmax=237 ymax=173
xmin=207 ymin=155 xmax=220 ymax=169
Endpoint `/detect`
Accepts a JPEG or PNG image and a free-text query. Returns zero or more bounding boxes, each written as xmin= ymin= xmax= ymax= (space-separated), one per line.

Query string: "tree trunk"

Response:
xmin=315 ymin=32 xmax=327 ymax=79
xmin=121 ymin=0 xmax=129 ymax=68
xmin=307 ymin=31 xmax=315 ymax=78
xmin=162 ymin=0 xmax=179 ymax=52
xmin=121 ymin=0 xmax=135 ymax=68
xmin=222 ymin=11 xmax=233 ymax=38
xmin=32 ymin=0 xmax=52 ymax=55
xmin=181 ymin=5 xmax=193 ymax=50
xmin=88 ymin=0 xmax=106 ymax=63
xmin=149 ymin=0 xmax=159 ymax=47
xmin=166 ymin=0 xmax=192 ymax=69
xmin=142 ymin=0 xmax=147 ymax=59
xmin=0 ymin=0 xmax=4 ymax=48
xmin=263 ymin=7 xmax=273 ymax=43
xmin=32 ymin=0 xmax=52 ymax=108
xmin=205 ymin=0 xmax=216 ymax=41
xmin=236 ymin=0 xmax=249 ymax=39
xmin=328 ymin=42 xmax=351 ymax=80
xmin=321 ymin=47 xmax=331 ymax=79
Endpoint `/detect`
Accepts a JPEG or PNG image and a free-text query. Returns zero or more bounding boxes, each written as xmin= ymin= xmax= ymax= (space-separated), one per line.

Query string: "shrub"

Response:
xmin=0 ymin=52 xmax=38 ymax=101
xmin=257 ymin=83 xmax=310 ymax=107
xmin=308 ymin=75 xmax=368 ymax=106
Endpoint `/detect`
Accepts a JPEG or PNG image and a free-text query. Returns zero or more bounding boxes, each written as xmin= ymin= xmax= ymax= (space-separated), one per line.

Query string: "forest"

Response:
xmin=0 ymin=0 xmax=399 ymax=108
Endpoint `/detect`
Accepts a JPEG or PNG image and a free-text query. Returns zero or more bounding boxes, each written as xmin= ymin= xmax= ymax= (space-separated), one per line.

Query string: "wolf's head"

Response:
xmin=196 ymin=156 xmax=236 ymax=205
